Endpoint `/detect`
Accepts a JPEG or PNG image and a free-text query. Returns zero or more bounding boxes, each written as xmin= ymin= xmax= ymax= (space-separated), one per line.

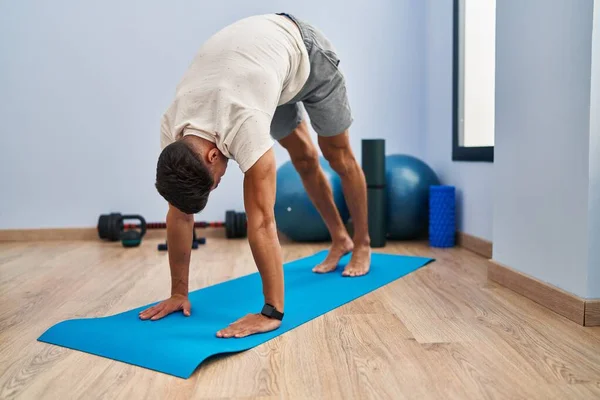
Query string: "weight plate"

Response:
xmin=225 ymin=210 xmax=235 ymax=238
xmin=239 ymin=212 xmax=247 ymax=238
xmin=236 ymin=212 xmax=245 ymax=238
xmin=108 ymin=213 xmax=122 ymax=241
xmin=235 ymin=213 xmax=244 ymax=238
xmin=232 ymin=212 xmax=238 ymax=238
xmin=98 ymin=214 xmax=109 ymax=239
xmin=235 ymin=212 xmax=241 ymax=238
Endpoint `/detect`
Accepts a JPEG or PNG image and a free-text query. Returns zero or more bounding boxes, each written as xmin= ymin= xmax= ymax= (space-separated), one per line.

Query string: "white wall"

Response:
xmin=493 ymin=0 xmax=594 ymax=298
xmin=424 ymin=0 xmax=494 ymax=241
xmin=588 ymin=0 xmax=600 ymax=298
xmin=0 ymin=0 xmax=426 ymax=229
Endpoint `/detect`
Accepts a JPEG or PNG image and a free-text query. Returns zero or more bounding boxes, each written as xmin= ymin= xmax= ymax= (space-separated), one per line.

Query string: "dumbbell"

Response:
xmin=97 ymin=210 xmax=247 ymax=242
xmin=122 ymin=211 xmax=246 ymax=239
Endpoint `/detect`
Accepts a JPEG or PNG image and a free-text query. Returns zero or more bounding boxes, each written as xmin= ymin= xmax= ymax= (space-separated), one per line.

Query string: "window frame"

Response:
xmin=452 ymin=0 xmax=495 ymax=163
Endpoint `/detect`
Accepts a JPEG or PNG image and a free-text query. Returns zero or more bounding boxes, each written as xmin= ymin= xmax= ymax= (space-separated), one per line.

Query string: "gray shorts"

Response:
xmin=270 ymin=13 xmax=353 ymax=140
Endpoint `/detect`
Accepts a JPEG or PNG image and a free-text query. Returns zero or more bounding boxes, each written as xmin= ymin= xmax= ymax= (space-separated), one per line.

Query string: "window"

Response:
xmin=453 ymin=0 xmax=496 ymax=162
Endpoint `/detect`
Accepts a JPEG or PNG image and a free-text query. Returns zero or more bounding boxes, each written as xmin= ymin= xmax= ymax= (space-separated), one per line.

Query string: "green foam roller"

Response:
xmin=362 ymin=139 xmax=386 ymax=248
xmin=367 ymin=188 xmax=387 ymax=248
xmin=362 ymin=139 xmax=386 ymax=186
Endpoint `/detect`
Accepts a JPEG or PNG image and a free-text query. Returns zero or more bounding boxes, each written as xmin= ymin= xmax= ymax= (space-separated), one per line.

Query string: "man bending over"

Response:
xmin=139 ymin=13 xmax=371 ymax=338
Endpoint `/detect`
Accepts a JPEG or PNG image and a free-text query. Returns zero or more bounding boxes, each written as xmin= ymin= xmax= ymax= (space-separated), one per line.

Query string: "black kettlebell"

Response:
xmin=118 ymin=215 xmax=147 ymax=248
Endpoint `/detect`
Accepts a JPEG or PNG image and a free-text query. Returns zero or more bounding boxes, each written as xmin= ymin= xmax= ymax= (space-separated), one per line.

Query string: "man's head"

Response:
xmin=155 ymin=136 xmax=228 ymax=214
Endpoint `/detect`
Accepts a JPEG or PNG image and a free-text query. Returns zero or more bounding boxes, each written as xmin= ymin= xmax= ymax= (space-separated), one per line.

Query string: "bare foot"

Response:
xmin=216 ymin=313 xmax=281 ymax=338
xmin=313 ymin=236 xmax=354 ymax=273
xmin=342 ymin=245 xmax=371 ymax=277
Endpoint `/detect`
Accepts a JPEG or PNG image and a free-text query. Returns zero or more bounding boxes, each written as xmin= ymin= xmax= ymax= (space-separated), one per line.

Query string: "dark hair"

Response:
xmin=155 ymin=141 xmax=214 ymax=214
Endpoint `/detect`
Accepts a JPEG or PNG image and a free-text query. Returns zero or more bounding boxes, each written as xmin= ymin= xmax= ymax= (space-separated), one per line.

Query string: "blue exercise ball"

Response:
xmin=275 ymin=157 xmax=349 ymax=242
xmin=386 ymin=154 xmax=440 ymax=240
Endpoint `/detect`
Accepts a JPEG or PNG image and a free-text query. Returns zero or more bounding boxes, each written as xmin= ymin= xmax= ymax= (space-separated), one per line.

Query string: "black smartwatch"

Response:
xmin=261 ymin=303 xmax=284 ymax=321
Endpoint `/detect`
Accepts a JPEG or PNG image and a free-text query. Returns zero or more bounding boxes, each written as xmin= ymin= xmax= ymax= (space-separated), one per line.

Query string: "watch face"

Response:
xmin=262 ymin=304 xmax=275 ymax=315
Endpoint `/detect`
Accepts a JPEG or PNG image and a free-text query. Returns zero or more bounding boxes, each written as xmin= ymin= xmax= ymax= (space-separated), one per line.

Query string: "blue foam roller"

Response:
xmin=429 ymin=185 xmax=456 ymax=248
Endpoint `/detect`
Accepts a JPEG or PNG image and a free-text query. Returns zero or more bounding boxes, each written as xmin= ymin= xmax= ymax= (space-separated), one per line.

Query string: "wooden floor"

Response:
xmin=1 ymin=238 xmax=600 ymax=399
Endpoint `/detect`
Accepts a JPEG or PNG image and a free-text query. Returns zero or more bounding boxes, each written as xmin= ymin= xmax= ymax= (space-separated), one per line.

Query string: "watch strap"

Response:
xmin=261 ymin=303 xmax=284 ymax=321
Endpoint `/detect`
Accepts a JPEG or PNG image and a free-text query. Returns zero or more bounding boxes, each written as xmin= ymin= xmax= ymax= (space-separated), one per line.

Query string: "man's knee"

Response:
xmin=322 ymin=146 xmax=356 ymax=178
xmin=291 ymin=148 xmax=320 ymax=177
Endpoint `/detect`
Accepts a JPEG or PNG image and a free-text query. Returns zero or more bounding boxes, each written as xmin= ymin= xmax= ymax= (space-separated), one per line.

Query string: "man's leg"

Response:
xmin=278 ymin=120 xmax=354 ymax=272
xmin=318 ymin=131 xmax=371 ymax=277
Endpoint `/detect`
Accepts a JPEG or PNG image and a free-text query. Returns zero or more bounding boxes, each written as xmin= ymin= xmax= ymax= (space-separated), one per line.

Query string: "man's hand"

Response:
xmin=216 ymin=314 xmax=281 ymax=338
xmin=139 ymin=294 xmax=191 ymax=321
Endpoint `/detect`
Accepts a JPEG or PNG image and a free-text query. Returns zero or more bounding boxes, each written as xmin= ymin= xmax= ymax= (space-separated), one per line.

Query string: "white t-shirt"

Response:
xmin=160 ymin=14 xmax=310 ymax=172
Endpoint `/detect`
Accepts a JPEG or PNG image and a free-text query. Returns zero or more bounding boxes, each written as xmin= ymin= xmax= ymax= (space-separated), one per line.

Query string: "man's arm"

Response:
xmin=166 ymin=204 xmax=194 ymax=296
xmin=216 ymin=148 xmax=283 ymax=338
xmin=139 ymin=204 xmax=193 ymax=320
xmin=244 ymin=148 xmax=284 ymax=311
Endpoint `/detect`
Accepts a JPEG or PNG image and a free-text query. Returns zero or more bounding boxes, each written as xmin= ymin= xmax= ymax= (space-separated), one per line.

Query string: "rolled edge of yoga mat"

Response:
xmin=429 ymin=185 xmax=456 ymax=248
xmin=362 ymin=139 xmax=386 ymax=247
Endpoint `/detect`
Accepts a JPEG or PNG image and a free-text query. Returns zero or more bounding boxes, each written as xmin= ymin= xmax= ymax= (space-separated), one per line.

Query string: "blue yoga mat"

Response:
xmin=38 ymin=251 xmax=433 ymax=378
